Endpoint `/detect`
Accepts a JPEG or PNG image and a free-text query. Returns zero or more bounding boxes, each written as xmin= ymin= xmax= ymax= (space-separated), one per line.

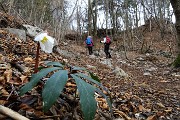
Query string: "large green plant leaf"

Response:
xmin=77 ymin=73 xmax=111 ymax=99
xmin=75 ymin=73 xmax=103 ymax=87
xmin=76 ymin=73 xmax=110 ymax=95
xmin=75 ymin=73 xmax=112 ymax=112
xmin=46 ymin=61 xmax=64 ymax=68
xmin=19 ymin=67 xmax=61 ymax=96
xmin=71 ymin=74 xmax=97 ymax=120
xmin=42 ymin=70 xmax=68 ymax=112
xmin=95 ymin=88 xmax=112 ymax=113
xmin=75 ymin=73 xmax=110 ymax=95
xmin=72 ymin=66 xmax=86 ymax=71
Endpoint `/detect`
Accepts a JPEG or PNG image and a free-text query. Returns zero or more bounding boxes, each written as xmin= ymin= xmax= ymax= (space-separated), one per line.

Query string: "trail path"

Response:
xmin=59 ymin=41 xmax=180 ymax=120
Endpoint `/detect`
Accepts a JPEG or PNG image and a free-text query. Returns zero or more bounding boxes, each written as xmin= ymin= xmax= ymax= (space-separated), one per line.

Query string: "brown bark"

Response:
xmin=170 ymin=0 xmax=180 ymax=54
xmin=88 ymin=0 xmax=92 ymax=35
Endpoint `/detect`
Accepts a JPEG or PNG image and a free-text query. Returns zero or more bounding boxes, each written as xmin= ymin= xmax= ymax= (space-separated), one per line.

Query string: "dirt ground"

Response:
xmin=64 ymin=37 xmax=180 ymax=120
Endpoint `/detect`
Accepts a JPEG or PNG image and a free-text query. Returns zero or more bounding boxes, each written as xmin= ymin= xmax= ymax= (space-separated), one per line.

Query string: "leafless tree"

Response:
xmin=170 ymin=0 xmax=180 ymax=67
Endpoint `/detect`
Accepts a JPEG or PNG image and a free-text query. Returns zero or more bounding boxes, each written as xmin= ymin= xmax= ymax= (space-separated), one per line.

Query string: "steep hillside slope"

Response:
xmin=0 ymin=12 xmax=179 ymax=120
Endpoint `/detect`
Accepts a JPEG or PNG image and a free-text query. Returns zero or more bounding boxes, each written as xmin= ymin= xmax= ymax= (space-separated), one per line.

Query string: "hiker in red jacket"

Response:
xmin=100 ymin=35 xmax=111 ymax=58
xmin=85 ymin=36 xmax=93 ymax=55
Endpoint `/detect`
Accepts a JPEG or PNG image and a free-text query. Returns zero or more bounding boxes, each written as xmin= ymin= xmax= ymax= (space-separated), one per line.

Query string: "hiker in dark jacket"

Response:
xmin=100 ymin=35 xmax=111 ymax=58
xmin=85 ymin=36 xmax=93 ymax=55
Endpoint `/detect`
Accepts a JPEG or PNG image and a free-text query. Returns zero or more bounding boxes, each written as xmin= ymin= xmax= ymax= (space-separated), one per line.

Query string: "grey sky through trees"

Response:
xmin=66 ymin=0 xmax=175 ymax=30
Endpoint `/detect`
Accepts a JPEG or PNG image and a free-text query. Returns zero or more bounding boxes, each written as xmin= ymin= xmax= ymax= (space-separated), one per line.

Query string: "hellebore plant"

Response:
xmin=19 ymin=33 xmax=112 ymax=120
xmin=33 ymin=32 xmax=55 ymax=73
xmin=19 ymin=61 xmax=112 ymax=120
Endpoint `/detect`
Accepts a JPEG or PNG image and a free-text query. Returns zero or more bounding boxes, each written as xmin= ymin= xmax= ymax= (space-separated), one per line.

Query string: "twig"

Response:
xmin=39 ymin=115 xmax=61 ymax=119
xmin=6 ymin=84 xmax=18 ymax=100
xmin=0 ymin=105 xmax=30 ymax=120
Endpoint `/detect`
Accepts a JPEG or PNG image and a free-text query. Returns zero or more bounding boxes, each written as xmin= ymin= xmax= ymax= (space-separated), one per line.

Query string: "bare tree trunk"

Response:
xmin=105 ymin=0 xmax=109 ymax=34
xmin=170 ymin=0 xmax=180 ymax=67
xmin=77 ymin=6 xmax=81 ymax=34
xmin=170 ymin=0 xmax=180 ymax=53
xmin=92 ymin=0 xmax=97 ymax=36
xmin=94 ymin=0 xmax=97 ymax=36
xmin=88 ymin=0 xmax=92 ymax=35
xmin=109 ymin=0 xmax=116 ymax=35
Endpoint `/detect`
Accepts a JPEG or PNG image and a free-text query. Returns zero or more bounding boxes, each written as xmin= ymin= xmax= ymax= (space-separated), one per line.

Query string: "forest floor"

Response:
xmin=58 ymin=36 xmax=180 ymax=120
xmin=0 ymin=12 xmax=179 ymax=120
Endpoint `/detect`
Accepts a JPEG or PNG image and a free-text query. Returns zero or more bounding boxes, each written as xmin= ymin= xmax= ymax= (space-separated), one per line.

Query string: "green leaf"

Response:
xmin=72 ymin=66 xmax=86 ymax=71
xmin=71 ymin=74 xmax=97 ymax=120
xmin=75 ymin=73 xmax=101 ymax=86
xmin=75 ymin=73 xmax=111 ymax=104
xmin=38 ymin=66 xmax=45 ymax=71
xmin=76 ymin=73 xmax=110 ymax=95
xmin=42 ymin=70 xmax=68 ymax=112
xmin=95 ymin=88 xmax=112 ymax=113
xmin=74 ymin=74 xmax=111 ymax=113
xmin=89 ymin=72 xmax=100 ymax=82
xmin=19 ymin=67 xmax=61 ymax=96
xmin=46 ymin=61 xmax=64 ymax=68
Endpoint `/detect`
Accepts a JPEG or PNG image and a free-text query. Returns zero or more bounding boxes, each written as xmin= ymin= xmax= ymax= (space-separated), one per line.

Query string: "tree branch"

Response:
xmin=0 ymin=105 xmax=30 ymax=120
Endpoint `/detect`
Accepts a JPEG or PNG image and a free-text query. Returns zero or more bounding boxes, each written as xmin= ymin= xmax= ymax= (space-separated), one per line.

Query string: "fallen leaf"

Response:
xmin=139 ymin=105 xmax=145 ymax=112
xmin=164 ymin=107 xmax=172 ymax=113
xmin=156 ymin=111 xmax=165 ymax=117
xmin=114 ymin=109 xmax=131 ymax=120
xmin=20 ymin=75 xmax=28 ymax=83
xmin=96 ymin=98 xmax=106 ymax=103
xmin=0 ymin=100 xmax=8 ymax=105
xmin=3 ymin=69 xmax=12 ymax=82
xmin=66 ymin=82 xmax=76 ymax=87
xmin=156 ymin=102 xmax=165 ymax=108
xmin=159 ymin=80 xmax=168 ymax=83
xmin=63 ymin=59 xmax=68 ymax=63
xmin=19 ymin=103 xmax=35 ymax=112
xmin=102 ymin=90 xmax=108 ymax=95
xmin=0 ymin=87 xmax=9 ymax=96
xmin=147 ymin=115 xmax=157 ymax=120
xmin=0 ymin=54 xmax=4 ymax=61
xmin=0 ymin=63 xmax=10 ymax=69
xmin=0 ymin=76 xmax=5 ymax=84
xmin=24 ymin=57 xmax=34 ymax=63
xmin=102 ymin=103 xmax=109 ymax=110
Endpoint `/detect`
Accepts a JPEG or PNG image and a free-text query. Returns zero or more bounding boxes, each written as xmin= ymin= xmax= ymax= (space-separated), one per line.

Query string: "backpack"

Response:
xmin=106 ymin=36 xmax=111 ymax=44
xmin=86 ymin=37 xmax=92 ymax=45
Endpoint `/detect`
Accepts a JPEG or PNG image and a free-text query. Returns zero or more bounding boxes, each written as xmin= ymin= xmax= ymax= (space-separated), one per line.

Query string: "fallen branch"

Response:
xmin=10 ymin=61 xmax=26 ymax=72
xmin=0 ymin=105 xmax=30 ymax=120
